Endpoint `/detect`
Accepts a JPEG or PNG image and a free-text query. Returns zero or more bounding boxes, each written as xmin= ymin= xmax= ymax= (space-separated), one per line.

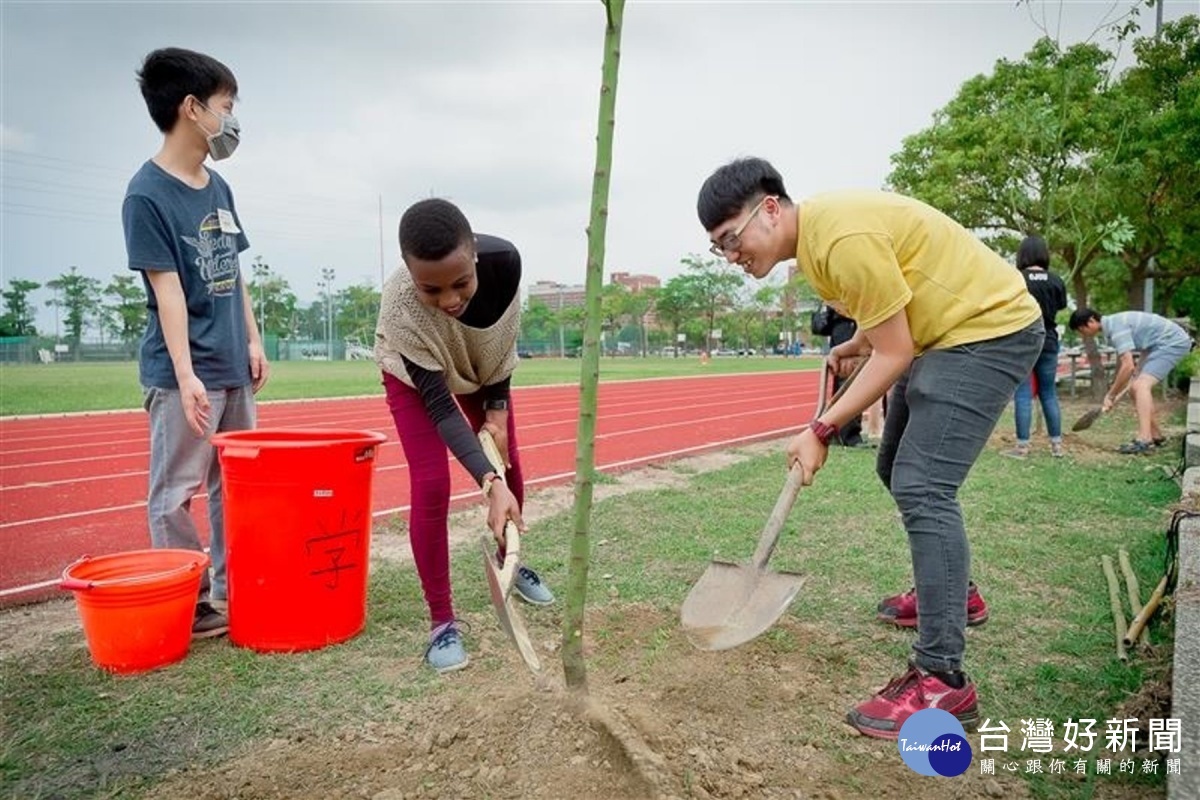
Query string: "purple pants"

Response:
xmin=383 ymin=372 xmax=525 ymax=626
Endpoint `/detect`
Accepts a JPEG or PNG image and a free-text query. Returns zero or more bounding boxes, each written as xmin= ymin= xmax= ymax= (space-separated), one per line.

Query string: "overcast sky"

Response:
xmin=1 ymin=0 xmax=1187 ymax=336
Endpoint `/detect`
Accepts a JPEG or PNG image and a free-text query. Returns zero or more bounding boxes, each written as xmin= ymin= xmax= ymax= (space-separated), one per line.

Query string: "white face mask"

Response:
xmin=195 ymin=101 xmax=241 ymax=161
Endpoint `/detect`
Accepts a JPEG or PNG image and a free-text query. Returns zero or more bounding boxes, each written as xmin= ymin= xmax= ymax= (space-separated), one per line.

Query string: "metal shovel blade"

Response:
xmin=1071 ymin=406 xmax=1103 ymax=432
xmin=680 ymin=561 xmax=805 ymax=650
xmin=681 ymin=464 xmax=808 ymax=651
xmin=680 ymin=361 xmax=858 ymax=651
xmin=480 ymin=535 xmax=542 ymax=673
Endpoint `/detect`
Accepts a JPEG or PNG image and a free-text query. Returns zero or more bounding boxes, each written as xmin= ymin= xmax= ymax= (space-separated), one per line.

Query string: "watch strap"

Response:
xmin=810 ymin=419 xmax=839 ymax=446
xmin=481 ymin=473 xmax=504 ymax=499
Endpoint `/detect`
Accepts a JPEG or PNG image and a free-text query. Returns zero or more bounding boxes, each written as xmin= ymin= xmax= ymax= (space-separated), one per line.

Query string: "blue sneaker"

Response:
xmin=513 ymin=565 xmax=555 ymax=606
xmin=424 ymin=621 xmax=469 ymax=673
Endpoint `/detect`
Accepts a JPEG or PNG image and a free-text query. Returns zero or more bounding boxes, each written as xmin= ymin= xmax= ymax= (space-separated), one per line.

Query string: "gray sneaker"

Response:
xmin=1001 ymin=443 xmax=1030 ymax=459
xmin=513 ymin=565 xmax=555 ymax=606
xmin=425 ymin=622 xmax=469 ymax=674
xmin=192 ymin=601 xmax=228 ymax=640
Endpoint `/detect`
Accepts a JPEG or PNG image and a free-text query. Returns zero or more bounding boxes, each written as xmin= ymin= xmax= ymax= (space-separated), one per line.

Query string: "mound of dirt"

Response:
xmin=150 ymin=603 xmax=1037 ymax=800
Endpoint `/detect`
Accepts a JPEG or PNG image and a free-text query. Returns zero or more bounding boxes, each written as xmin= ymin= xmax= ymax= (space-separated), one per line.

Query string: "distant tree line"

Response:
xmin=0 ymin=259 xmax=383 ymax=354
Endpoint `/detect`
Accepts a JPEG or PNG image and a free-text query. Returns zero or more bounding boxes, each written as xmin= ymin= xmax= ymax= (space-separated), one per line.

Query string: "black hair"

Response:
xmin=1069 ymin=307 xmax=1100 ymax=331
xmin=399 ymin=198 xmax=474 ymax=261
xmin=697 ymin=157 xmax=792 ymax=231
xmin=1017 ymin=235 xmax=1051 ymax=270
xmin=137 ymin=48 xmax=238 ymax=133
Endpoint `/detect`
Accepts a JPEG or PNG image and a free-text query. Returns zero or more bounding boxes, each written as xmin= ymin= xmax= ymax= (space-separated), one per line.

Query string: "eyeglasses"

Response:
xmin=709 ymin=195 xmax=773 ymax=258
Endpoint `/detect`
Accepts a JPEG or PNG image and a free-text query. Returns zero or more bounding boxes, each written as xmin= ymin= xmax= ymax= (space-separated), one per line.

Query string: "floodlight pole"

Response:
xmin=1143 ymin=0 xmax=1164 ymax=312
xmin=321 ymin=267 xmax=336 ymax=359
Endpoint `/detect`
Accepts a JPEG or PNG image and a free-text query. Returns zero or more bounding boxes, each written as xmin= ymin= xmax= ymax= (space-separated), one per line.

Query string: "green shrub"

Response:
xmin=1169 ymin=348 xmax=1200 ymax=391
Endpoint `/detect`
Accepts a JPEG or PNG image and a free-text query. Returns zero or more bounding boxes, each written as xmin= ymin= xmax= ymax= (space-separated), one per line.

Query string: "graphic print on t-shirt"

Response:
xmin=181 ymin=211 xmax=240 ymax=296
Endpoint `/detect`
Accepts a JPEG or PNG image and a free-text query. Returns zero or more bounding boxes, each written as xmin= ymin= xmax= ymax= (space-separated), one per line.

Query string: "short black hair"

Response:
xmin=137 ymin=48 xmax=238 ymax=133
xmin=399 ymin=198 xmax=474 ymax=261
xmin=697 ymin=157 xmax=791 ymax=231
xmin=1070 ymin=307 xmax=1100 ymax=331
xmin=1017 ymin=235 xmax=1051 ymax=270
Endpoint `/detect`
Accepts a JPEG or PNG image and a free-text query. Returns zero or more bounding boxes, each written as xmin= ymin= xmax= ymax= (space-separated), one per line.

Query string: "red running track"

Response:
xmin=0 ymin=370 xmax=819 ymax=606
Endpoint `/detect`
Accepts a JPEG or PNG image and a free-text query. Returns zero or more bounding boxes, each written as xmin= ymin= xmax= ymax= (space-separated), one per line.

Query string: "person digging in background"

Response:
xmin=375 ymin=198 xmax=554 ymax=675
xmin=697 ymin=157 xmax=1042 ymax=739
xmin=811 ymin=304 xmax=868 ymax=447
xmin=123 ymin=48 xmax=269 ymax=640
xmin=1003 ymin=234 xmax=1069 ymax=459
xmin=1069 ymin=307 xmax=1193 ymax=454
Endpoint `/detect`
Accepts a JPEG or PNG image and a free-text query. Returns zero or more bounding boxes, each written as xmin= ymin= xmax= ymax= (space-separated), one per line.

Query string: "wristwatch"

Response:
xmin=481 ymin=473 xmax=505 ymax=499
xmin=809 ymin=419 xmax=840 ymax=446
xmin=483 ymin=398 xmax=509 ymax=411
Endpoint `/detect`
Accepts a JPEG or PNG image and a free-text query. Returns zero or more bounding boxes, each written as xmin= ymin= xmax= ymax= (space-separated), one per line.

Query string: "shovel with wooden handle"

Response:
xmin=1071 ymin=385 xmax=1130 ymax=432
xmin=680 ymin=359 xmax=864 ymax=651
xmin=478 ymin=430 xmax=541 ymax=673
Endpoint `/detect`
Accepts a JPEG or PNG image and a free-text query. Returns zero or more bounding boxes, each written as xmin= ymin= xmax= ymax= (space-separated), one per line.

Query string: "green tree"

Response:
xmin=678 ymin=254 xmax=744 ymax=352
xmin=521 ymin=297 xmax=555 ymax=340
xmin=625 ymin=286 xmax=655 ymax=356
xmin=654 ymin=274 xmax=701 ymax=352
xmin=0 ymin=279 xmax=41 ymax=336
xmin=46 ymin=267 xmax=101 ymax=353
xmin=558 ymin=305 xmax=586 ymax=354
xmin=599 ymin=282 xmax=632 ymax=355
xmin=336 ymin=283 xmax=382 ymax=345
xmin=296 ymin=301 xmax=327 ymax=343
xmin=886 ymin=37 xmax=1118 ymax=300
xmin=246 ymin=257 xmax=299 ymax=338
xmin=750 ymin=283 xmax=783 ymax=353
xmin=102 ymin=273 xmax=147 ymax=347
xmin=1101 ymin=16 xmax=1200 ymax=311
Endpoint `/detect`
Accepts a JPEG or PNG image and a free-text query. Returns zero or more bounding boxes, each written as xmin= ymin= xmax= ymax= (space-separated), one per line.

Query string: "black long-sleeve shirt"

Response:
xmin=401 ymin=234 xmax=521 ymax=483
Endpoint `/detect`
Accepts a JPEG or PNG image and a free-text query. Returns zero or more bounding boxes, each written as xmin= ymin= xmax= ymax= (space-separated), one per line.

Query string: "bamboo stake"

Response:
xmin=1125 ymin=574 xmax=1169 ymax=649
xmin=561 ymin=0 xmax=626 ymax=692
xmin=1101 ymin=556 xmax=1128 ymax=661
xmin=1117 ymin=548 xmax=1151 ymax=648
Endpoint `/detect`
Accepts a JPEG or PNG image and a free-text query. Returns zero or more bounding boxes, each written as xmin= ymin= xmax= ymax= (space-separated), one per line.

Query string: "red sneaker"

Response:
xmin=846 ymin=664 xmax=979 ymax=739
xmin=876 ymin=582 xmax=989 ymax=628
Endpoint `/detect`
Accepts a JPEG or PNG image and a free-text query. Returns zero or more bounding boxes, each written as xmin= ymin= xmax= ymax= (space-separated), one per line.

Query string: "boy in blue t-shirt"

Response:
xmin=1070 ymin=307 xmax=1192 ymax=454
xmin=122 ymin=48 xmax=269 ymax=638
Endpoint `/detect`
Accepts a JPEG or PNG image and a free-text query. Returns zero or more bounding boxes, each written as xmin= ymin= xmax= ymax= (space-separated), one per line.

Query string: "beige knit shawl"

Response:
xmin=374 ymin=266 xmax=520 ymax=394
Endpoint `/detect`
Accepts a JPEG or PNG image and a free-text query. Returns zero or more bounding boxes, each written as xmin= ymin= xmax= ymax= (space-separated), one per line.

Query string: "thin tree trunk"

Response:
xmin=1070 ymin=268 xmax=1108 ymax=400
xmin=562 ymin=0 xmax=625 ymax=692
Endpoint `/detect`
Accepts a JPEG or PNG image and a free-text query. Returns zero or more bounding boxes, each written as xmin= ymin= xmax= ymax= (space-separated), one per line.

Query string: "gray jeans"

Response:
xmin=143 ymin=385 xmax=256 ymax=601
xmin=876 ymin=322 xmax=1042 ymax=673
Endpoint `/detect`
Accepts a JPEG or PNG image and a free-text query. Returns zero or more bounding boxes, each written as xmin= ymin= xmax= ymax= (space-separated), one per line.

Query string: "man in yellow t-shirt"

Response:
xmin=696 ymin=157 xmax=1042 ymax=740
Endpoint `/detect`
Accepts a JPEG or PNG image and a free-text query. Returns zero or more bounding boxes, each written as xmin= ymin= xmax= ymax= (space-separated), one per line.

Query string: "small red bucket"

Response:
xmin=61 ymin=549 xmax=208 ymax=674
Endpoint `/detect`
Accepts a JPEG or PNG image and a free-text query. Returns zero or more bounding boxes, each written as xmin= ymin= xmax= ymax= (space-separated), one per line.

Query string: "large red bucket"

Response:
xmin=211 ymin=428 xmax=388 ymax=652
xmin=61 ymin=549 xmax=209 ymax=674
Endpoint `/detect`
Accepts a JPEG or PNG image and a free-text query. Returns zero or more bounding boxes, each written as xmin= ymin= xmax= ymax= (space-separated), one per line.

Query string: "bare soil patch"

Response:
xmin=150 ymin=603 xmax=1038 ymax=800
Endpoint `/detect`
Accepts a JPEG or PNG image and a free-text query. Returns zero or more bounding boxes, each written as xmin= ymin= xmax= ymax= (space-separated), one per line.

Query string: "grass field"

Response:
xmin=0 ymin=399 xmax=1184 ymax=799
xmin=0 ymin=355 xmax=820 ymax=416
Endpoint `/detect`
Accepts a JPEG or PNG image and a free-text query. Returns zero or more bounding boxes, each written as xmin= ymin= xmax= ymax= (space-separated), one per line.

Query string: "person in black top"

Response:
xmin=375 ymin=199 xmax=555 ymax=674
xmin=812 ymin=304 xmax=866 ymax=447
xmin=1004 ymin=235 xmax=1069 ymax=458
